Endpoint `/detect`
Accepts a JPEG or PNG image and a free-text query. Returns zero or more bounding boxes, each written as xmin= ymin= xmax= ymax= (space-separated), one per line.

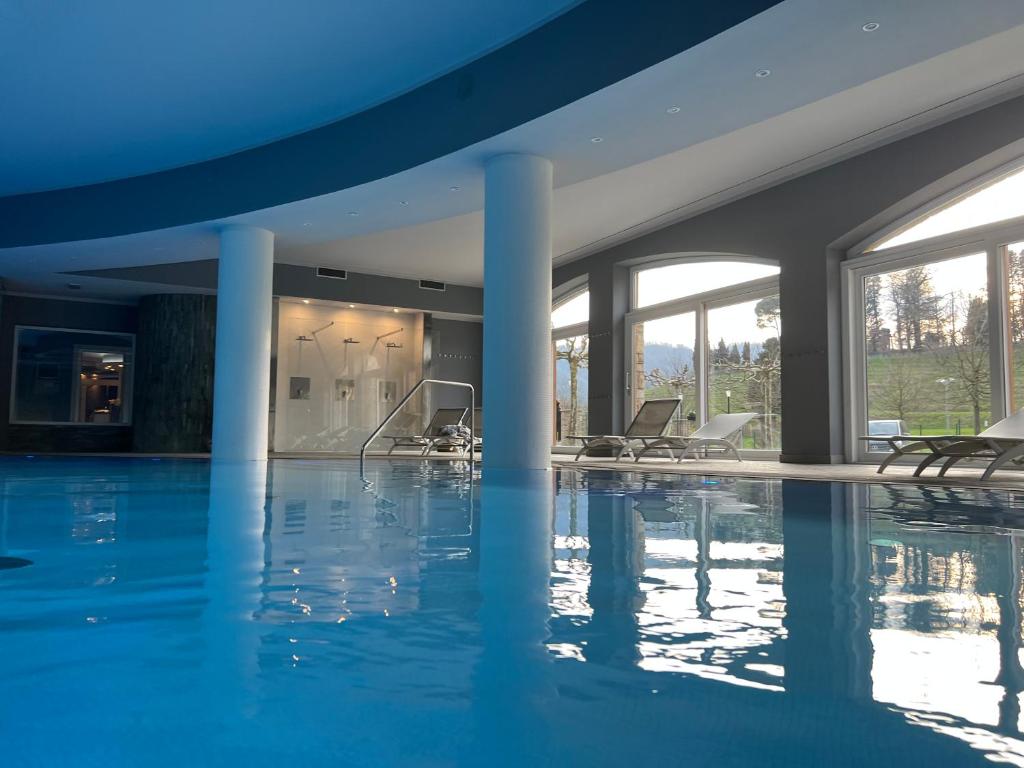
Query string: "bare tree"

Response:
xmin=555 ymin=336 xmax=588 ymax=438
xmin=873 ymin=353 xmax=924 ymax=421
xmin=646 ymin=361 xmax=695 ymax=434
xmin=943 ymin=294 xmax=990 ymax=434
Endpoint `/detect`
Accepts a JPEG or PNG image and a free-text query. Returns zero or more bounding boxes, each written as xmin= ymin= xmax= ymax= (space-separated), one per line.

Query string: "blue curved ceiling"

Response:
xmin=0 ymin=0 xmax=782 ymax=248
xmin=0 ymin=0 xmax=579 ymax=196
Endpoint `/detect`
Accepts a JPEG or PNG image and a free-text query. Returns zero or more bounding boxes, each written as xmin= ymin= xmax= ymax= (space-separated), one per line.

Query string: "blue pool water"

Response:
xmin=2 ymin=458 xmax=1024 ymax=766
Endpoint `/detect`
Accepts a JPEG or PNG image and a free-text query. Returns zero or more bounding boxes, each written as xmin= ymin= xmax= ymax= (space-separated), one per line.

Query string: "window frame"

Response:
xmin=9 ymin=324 xmax=136 ymax=427
xmin=552 ymin=286 xmax=590 ymax=452
xmin=842 ymin=208 xmax=1024 ymax=463
xmin=626 ymin=260 xmax=781 ymax=458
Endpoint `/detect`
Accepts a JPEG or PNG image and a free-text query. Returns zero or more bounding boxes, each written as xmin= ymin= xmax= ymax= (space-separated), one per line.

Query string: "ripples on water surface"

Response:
xmin=3 ymin=457 xmax=1024 ymax=766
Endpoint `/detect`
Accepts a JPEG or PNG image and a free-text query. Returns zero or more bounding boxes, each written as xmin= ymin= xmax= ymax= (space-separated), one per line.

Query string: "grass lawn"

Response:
xmin=866 ymin=349 xmax=995 ymax=435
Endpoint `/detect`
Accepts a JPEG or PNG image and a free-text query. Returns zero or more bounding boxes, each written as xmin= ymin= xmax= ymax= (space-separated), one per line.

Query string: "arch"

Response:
xmin=851 ymin=153 xmax=1024 ymax=256
xmin=629 ymin=252 xmax=780 ymax=310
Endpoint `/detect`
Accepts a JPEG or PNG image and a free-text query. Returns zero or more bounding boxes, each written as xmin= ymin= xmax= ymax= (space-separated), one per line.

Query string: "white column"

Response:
xmin=212 ymin=225 xmax=274 ymax=461
xmin=483 ymin=154 xmax=553 ymax=470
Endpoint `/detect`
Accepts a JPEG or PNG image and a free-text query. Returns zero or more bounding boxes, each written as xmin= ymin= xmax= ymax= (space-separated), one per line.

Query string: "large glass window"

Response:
xmin=554 ymin=334 xmax=589 ymax=445
xmin=553 ymin=290 xmax=589 ymax=447
xmin=847 ymin=162 xmax=1024 ymax=461
xmin=630 ymin=312 xmax=697 ymax=437
xmin=12 ymin=327 xmax=134 ymax=424
xmin=862 ymin=253 xmax=990 ymax=438
xmin=1003 ymin=241 xmax=1024 ymax=413
xmin=628 ymin=260 xmax=781 ymax=453
xmin=707 ymin=296 xmax=782 ymax=450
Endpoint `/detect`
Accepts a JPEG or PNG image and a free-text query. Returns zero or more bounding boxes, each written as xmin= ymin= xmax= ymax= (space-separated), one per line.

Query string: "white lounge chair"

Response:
xmin=385 ymin=407 xmax=469 ymax=456
xmin=633 ymin=412 xmax=758 ymax=462
xmin=920 ymin=410 xmax=1024 ymax=480
xmin=861 ymin=409 xmax=1024 ymax=479
xmin=571 ymin=398 xmax=681 ymax=461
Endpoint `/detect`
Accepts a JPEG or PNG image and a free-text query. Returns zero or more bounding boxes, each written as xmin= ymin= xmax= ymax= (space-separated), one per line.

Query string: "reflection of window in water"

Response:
xmin=856 ymin=484 xmax=1024 ymax=751
xmin=547 ymin=477 xmax=786 ymax=691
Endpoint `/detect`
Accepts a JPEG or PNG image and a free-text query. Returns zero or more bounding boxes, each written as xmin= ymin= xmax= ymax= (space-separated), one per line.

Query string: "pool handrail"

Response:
xmin=360 ymin=378 xmax=475 ymax=468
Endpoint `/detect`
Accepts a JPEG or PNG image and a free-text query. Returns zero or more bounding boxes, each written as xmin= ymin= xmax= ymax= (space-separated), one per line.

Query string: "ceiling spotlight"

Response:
xmin=862 ymin=21 xmax=880 ymax=32
xmin=666 ymin=106 xmax=681 ymax=114
xmin=348 ymin=304 xmax=356 ymax=309
xmin=302 ymin=222 xmax=312 ymax=227
xmin=393 ymin=308 xmax=400 ymax=313
xmin=302 ymin=299 xmax=310 ymax=304
xmin=347 ymin=211 xmax=359 ymax=217
xmin=590 ymin=136 xmax=604 ymax=143
xmin=449 ymin=185 xmax=461 ymax=192
xmin=399 ymin=200 xmax=409 ymax=206
xmin=755 ymin=69 xmax=771 ymax=78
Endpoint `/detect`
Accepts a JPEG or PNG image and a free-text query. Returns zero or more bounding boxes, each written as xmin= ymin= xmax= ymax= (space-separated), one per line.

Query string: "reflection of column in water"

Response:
xmin=996 ymin=534 xmax=1024 ymax=732
xmin=202 ymin=460 xmax=268 ymax=720
xmin=783 ymin=481 xmax=873 ymax=699
xmin=585 ymin=491 xmax=644 ymax=667
xmin=474 ymin=469 xmax=555 ymax=760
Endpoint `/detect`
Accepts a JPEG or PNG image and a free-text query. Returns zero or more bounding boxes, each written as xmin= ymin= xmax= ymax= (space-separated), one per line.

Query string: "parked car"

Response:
xmin=867 ymin=419 xmax=910 ymax=452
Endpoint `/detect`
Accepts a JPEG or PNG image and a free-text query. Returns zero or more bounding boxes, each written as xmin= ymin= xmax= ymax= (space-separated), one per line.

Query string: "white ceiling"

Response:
xmin=4 ymin=0 xmax=1024 ymax=294
xmin=0 ymin=0 xmax=578 ymax=195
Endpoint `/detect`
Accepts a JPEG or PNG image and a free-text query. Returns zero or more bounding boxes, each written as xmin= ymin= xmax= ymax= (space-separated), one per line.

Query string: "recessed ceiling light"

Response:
xmin=449 ymin=185 xmax=461 ymax=192
xmin=347 ymin=211 xmax=359 ymax=217
xmin=755 ymin=69 xmax=771 ymax=78
xmin=302 ymin=299 xmax=310 ymax=304
xmin=393 ymin=308 xmax=400 ymax=313
xmin=399 ymin=200 xmax=409 ymax=206
xmin=666 ymin=106 xmax=681 ymax=114
xmin=302 ymin=222 xmax=312 ymax=227
xmin=348 ymin=304 xmax=356 ymax=309
xmin=862 ymin=21 xmax=880 ymax=32
xmin=590 ymin=136 xmax=604 ymax=143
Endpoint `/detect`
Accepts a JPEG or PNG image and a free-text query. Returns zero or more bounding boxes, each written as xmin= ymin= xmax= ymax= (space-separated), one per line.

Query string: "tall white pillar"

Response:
xmin=212 ymin=225 xmax=274 ymax=461
xmin=483 ymin=154 xmax=553 ymax=470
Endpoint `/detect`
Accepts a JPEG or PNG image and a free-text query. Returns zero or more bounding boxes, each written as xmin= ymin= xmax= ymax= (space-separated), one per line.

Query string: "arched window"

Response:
xmin=627 ymin=258 xmax=781 ymax=453
xmin=870 ymin=165 xmax=1024 ymax=251
xmin=551 ymin=290 xmax=589 ymax=329
xmin=847 ymin=159 xmax=1024 ymax=462
xmin=635 ymin=260 xmax=779 ymax=308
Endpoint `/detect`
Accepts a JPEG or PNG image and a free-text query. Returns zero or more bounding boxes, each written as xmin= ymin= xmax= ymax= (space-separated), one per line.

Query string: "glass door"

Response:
xmin=553 ymin=330 xmax=589 ymax=446
xmin=628 ymin=311 xmax=698 ymax=437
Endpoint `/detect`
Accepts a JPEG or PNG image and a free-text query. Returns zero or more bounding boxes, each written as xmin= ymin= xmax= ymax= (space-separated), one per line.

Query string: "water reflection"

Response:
xmin=2 ymin=458 xmax=1024 ymax=765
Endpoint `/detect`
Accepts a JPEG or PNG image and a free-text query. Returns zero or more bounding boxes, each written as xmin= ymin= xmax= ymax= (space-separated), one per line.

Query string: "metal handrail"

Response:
xmin=359 ymin=378 xmax=475 ymax=468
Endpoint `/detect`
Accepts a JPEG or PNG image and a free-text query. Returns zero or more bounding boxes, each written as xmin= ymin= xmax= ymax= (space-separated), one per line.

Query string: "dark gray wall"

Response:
xmin=0 ymin=294 xmax=137 ymax=452
xmin=133 ymin=294 xmax=216 ymax=452
xmin=424 ymin=316 xmax=483 ymax=410
xmin=77 ymin=260 xmax=483 ymax=316
xmin=554 ymin=93 xmax=1024 ymax=463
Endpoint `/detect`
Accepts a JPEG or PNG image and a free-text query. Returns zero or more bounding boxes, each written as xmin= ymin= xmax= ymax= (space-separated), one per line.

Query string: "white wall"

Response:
xmin=274 ymin=300 xmax=424 ymax=452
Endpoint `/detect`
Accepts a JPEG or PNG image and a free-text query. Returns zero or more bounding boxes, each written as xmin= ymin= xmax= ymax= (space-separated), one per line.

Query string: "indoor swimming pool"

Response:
xmin=2 ymin=457 xmax=1024 ymax=766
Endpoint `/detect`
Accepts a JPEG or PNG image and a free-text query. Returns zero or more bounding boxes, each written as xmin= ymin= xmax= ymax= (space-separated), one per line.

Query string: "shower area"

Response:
xmin=273 ymin=299 xmax=425 ymax=452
